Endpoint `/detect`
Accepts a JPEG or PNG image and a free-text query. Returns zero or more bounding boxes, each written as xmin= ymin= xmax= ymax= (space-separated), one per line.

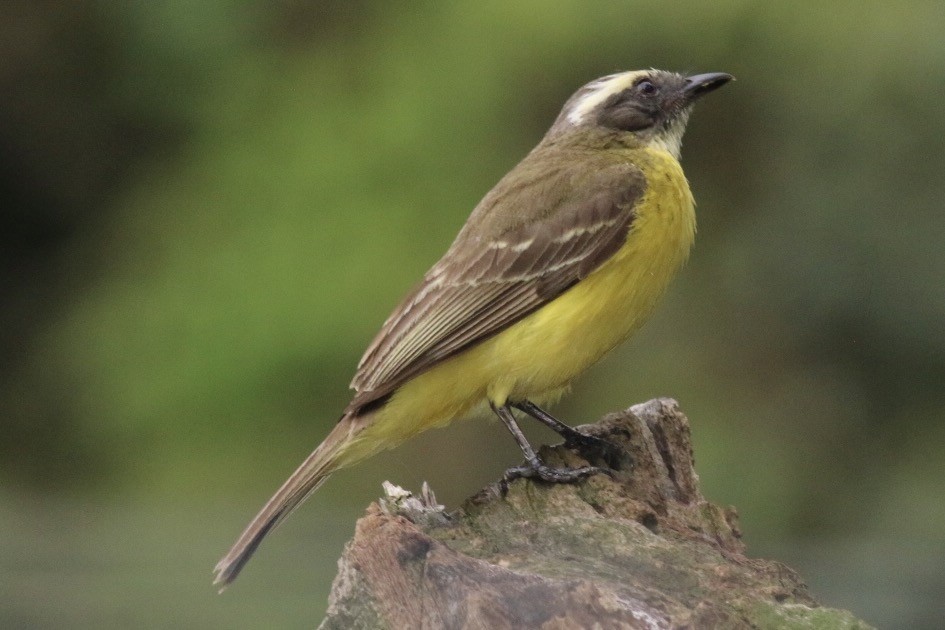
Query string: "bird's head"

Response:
xmin=548 ymin=69 xmax=733 ymax=158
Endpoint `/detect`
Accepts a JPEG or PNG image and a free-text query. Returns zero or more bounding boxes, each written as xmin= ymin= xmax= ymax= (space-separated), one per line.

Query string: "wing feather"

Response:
xmin=347 ymin=157 xmax=647 ymax=414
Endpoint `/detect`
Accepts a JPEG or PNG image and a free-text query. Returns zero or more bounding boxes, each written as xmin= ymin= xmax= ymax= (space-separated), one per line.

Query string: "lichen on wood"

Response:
xmin=319 ymin=399 xmax=872 ymax=629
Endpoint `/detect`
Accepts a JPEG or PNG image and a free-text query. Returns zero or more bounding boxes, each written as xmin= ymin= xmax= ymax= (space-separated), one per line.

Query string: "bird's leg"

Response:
xmin=490 ymin=402 xmax=603 ymax=488
xmin=512 ymin=400 xmax=606 ymax=450
xmin=512 ymin=400 xmax=592 ymax=446
xmin=512 ymin=400 xmax=624 ymax=467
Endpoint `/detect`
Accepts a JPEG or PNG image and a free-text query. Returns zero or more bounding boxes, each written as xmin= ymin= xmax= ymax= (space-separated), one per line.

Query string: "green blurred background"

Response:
xmin=2 ymin=1 xmax=944 ymax=627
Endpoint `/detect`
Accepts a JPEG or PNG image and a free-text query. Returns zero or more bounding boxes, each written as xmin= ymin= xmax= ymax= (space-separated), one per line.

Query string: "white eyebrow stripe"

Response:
xmin=566 ymin=71 xmax=647 ymax=125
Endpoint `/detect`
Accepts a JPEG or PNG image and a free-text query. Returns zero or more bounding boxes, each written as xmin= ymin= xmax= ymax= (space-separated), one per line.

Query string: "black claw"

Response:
xmin=492 ymin=401 xmax=621 ymax=494
xmin=503 ymin=462 xmax=605 ymax=486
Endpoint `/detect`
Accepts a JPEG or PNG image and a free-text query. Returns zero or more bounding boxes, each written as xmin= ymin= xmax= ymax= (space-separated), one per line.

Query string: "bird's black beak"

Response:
xmin=683 ymin=72 xmax=734 ymax=101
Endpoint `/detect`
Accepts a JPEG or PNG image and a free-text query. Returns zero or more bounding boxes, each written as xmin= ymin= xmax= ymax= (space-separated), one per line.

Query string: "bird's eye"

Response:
xmin=636 ymin=80 xmax=658 ymax=96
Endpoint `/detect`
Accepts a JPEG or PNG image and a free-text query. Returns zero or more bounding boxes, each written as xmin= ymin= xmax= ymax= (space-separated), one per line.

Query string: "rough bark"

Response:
xmin=319 ymin=398 xmax=872 ymax=629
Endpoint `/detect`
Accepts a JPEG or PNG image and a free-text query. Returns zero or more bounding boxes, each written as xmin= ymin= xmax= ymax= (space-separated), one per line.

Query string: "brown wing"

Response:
xmin=346 ymin=158 xmax=646 ymax=414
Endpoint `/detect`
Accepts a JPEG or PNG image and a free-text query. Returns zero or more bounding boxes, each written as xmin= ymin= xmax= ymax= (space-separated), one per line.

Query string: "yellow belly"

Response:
xmin=351 ymin=148 xmax=695 ymax=457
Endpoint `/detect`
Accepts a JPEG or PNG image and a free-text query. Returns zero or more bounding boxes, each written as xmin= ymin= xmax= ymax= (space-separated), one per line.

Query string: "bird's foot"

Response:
xmin=500 ymin=461 xmax=610 ymax=493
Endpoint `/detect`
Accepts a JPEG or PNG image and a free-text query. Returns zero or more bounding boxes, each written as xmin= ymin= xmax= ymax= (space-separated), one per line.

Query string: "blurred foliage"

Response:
xmin=2 ymin=0 xmax=945 ymax=628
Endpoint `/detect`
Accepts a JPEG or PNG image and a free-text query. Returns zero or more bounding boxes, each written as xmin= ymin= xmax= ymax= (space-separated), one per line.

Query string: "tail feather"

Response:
xmin=213 ymin=417 xmax=358 ymax=590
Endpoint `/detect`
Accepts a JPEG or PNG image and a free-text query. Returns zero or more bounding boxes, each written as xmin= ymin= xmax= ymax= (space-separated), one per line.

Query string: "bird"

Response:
xmin=214 ymin=68 xmax=733 ymax=588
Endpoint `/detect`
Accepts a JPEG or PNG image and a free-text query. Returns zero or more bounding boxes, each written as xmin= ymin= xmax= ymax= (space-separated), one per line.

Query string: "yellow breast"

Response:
xmin=358 ymin=147 xmax=695 ymax=451
xmin=482 ymin=147 xmax=696 ymax=403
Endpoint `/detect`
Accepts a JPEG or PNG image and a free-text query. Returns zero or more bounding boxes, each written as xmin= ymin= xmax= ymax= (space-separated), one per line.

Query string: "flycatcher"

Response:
xmin=215 ymin=69 xmax=732 ymax=587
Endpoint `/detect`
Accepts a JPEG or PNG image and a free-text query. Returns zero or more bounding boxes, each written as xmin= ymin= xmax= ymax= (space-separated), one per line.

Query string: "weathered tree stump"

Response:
xmin=319 ymin=398 xmax=872 ymax=629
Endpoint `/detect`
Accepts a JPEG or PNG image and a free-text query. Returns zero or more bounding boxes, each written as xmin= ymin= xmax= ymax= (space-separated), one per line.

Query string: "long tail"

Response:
xmin=213 ymin=414 xmax=363 ymax=590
